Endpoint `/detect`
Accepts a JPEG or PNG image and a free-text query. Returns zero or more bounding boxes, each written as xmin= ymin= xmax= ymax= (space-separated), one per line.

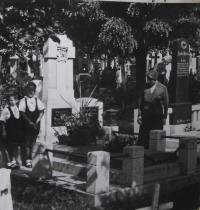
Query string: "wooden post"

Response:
xmin=121 ymin=146 xmax=144 ymax=187
xmin=149 ymin=130 xmax=166 ymax=152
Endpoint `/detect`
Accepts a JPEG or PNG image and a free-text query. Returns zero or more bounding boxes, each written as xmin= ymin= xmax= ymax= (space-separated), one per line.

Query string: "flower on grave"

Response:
xmin=65 ymin=111 xmax=94 ymax=134
xmin=184 ymin=124 xmax=194 ymax=132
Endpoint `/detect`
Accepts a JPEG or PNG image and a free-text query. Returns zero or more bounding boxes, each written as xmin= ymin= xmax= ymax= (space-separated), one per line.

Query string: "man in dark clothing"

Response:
xmin=137 ymin=70 xmax=169 ymax=149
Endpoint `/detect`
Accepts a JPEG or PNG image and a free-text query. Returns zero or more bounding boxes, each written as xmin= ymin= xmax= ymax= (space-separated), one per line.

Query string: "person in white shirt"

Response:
xmin=0 ymin=93 xmax=22 ymax=169
xmin=19 ymin=82 xmax=45 ymax=168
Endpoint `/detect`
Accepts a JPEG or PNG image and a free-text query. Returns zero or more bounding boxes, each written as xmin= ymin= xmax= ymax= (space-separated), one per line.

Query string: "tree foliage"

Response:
xmin=59 ymin=2 xmax=106 ymax=57
xmin=98 ymin=17 xmax=137 ymax=59
xmin=0 ymin=1 xmax=200 ymax=92
xmin=0 ymin=0 xmax=70 ymax=57
xmin=127 ymin=3 xmax=200 ymax=49
xmin=1 ymin=2 xmax=200 ymax=59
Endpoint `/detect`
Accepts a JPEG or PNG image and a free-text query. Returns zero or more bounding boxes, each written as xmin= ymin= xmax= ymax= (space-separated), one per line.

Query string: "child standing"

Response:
xmin=0 ymin=93 xmax=22 ymax=169
xmin=19 ymin=82 xmax=45 ymax=168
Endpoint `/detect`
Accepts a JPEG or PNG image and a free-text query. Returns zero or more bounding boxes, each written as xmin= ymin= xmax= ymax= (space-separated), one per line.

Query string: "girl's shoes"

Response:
xmin=25 ymin=159 xmax=32 ymax=168
xmin=6 ymin=161 xmax=19 ymax=169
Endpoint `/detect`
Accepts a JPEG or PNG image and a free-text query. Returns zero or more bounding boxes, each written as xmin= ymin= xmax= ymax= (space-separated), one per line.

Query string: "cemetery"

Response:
xmin=1 ymin=2 xmax=200 ymax=210
xmin=0 ymin=35 xmax=199 ymax=210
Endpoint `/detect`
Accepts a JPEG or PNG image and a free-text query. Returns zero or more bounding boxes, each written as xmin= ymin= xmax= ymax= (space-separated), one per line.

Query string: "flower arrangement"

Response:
xmin=104 ymin=133 xmax=137 ymax=152
xmin=64 ymin=109 xmax=100 ymax=146
xmin=53 ymin=85 xmax=101 ymax=146
xmin=65 ymin=111 xmax=92 ymax=134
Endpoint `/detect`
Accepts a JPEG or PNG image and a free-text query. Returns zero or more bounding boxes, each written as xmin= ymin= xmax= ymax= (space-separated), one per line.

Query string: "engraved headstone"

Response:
xmin=169 ymin=38 xmax=191 ymax=124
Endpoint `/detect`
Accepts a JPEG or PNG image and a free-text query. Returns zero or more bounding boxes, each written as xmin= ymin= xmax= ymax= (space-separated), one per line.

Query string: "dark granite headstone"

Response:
xmin=169 ymin=38 xmax=191 ymax=124
xmin=51 ymin=108 xmax=72 ymax=127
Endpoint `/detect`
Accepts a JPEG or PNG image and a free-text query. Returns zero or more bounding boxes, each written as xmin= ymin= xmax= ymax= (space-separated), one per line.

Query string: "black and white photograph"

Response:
xmin=0 ymin=0 xmax=200 ymax=209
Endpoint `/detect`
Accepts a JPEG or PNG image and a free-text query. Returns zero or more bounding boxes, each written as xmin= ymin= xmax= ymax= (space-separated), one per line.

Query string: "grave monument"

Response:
xmin=40 ymin=35 xmax=78 ymax=143
xmin=196 ymin=55 xmax=200 ymax=80
xmin=168 ymin=38 xmax=191 ymax=134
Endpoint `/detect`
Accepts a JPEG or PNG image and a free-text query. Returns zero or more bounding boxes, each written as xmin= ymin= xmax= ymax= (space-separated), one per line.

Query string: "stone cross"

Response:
xmin=146 ymin=51 xmax=162 ymax=71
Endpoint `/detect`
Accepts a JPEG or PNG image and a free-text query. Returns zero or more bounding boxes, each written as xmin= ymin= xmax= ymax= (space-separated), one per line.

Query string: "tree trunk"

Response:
xmin=135 ymin=40 xmax=147 ymax=101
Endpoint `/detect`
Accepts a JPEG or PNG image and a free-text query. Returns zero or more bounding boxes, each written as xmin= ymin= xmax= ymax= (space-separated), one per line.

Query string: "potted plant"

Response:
xmin=53 ymin=112 xmax=100 ymax=146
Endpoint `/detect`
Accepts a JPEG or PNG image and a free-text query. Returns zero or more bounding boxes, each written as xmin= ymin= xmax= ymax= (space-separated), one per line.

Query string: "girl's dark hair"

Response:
xmin=6 ymin=93 xmax=18 ymax=101
xmin=26 ymin=82 xmax=36 ymax=91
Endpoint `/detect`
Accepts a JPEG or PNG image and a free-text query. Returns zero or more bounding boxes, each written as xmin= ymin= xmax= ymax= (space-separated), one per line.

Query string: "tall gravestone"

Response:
xmin=40 ymin=35 xmax=78 ymax=142
xmin=196 ymin=55 xmax=200 ymax=80
xmin=169 ymin=38 xmax=191 ymax=128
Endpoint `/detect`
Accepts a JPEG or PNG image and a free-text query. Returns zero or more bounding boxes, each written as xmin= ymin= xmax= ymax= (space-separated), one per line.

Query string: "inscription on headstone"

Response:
xmin=51 ymin=108 xmax=72 ymax=127
xmin=81 ymin=106 xmax=99 ymax=122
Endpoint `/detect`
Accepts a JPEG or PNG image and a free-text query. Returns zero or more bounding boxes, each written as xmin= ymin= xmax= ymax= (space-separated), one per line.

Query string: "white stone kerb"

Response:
xmin=87 ymin=151 xmax=110 ymax=167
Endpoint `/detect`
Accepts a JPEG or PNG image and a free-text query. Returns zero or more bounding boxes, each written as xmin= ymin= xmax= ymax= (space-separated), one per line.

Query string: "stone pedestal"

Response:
xmin=149 ymin=130 xmax=166 ymax=152
xmin=41 ymin=35 xmax=78 ymax=143
xmin=86 ymin=151 xmax=110 ymax=194
xmin=0 ymin=169 xmax=13 ymax=210
xmin=121 ymin=146 xmax=144 ymax=187
xmin=179 ymin=137 xmax=197 ymax=175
